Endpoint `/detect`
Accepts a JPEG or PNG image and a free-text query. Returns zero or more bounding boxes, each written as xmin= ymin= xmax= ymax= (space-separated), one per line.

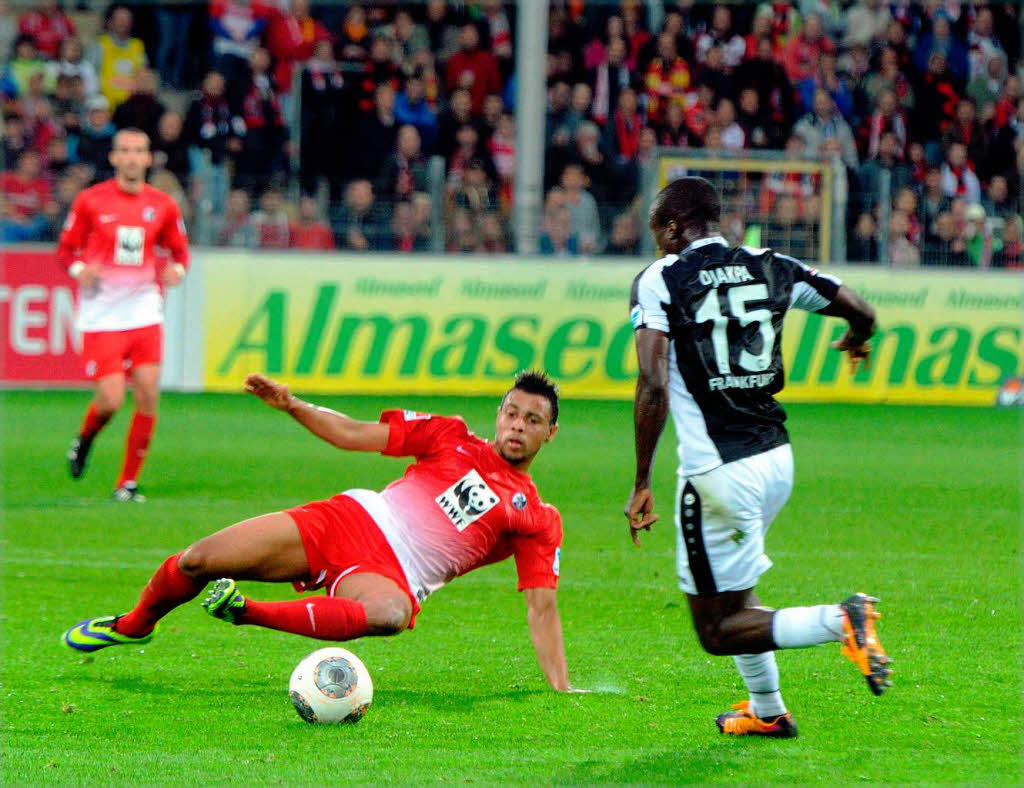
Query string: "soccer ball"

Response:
xmin=288 ymin=647 xmax=373 ymax=724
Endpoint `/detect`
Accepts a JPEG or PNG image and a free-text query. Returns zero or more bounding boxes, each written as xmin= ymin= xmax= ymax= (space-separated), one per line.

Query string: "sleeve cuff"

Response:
xmin=68 ymin=261 xmax=85 ymax=278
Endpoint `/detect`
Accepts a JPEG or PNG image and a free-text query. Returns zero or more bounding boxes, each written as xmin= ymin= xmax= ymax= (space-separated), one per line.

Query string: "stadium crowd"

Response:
xmin=1 ymin=0 xmax=1022 ymax=266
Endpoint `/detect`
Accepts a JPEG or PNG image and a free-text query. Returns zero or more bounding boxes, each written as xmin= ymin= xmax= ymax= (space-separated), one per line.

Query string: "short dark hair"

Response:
xmin=650 ymin=176 xmax=721 ymax=231
xmin=507 ymin=370 xmax=559 ymax=424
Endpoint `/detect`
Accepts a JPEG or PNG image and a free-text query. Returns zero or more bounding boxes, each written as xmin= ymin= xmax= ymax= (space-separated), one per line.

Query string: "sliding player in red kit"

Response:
xmin=57 ymin=127 xmax=190 ymax=501
xmin=63 ymin=372 xmax=583 ymax=692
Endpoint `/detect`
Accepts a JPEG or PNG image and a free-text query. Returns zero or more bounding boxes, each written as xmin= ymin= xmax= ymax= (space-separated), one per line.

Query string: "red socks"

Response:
xmin=116 ymin=553 xmax=205 ymax=637
xmin=79 ymin=404 xmax=112 ymax=441
xmin=117 ymin=412 xmax=156 ymax=487
xmin=238 ymin=596 xmax=369 ymax=642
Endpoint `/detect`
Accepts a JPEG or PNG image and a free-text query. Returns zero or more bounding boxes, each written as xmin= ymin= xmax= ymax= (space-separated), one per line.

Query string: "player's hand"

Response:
xmin=161 ymin=264 xmax=185 ymax=287
xmin=624 ymin=486 xmax=659 ymax=547
xmin=830 ymin=330 xmax=872 ymax=374
xmin=244 ymin=373 xmax=294 ymax=410
xmin=73 ymin=263 xmax=103 ymax=288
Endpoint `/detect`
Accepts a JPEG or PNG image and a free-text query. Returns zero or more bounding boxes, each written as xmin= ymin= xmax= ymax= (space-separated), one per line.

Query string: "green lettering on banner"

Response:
xmin=218 ymin=291 xmax=286 ymax=375
xmin=485 ymin=316 xmax=539 ymax=377
xmin=914 ymin=325 xmax=970 ymax=385
xmin=325 ymin=315 xmax=428 ymax=376
xmin=789 ymin=312 xmax=822 ymax=384
xmin=544 ymin=318 xmax=603 ymax=380
xmin=814 ymin=323 xmax=849 ymax=384
xmin=429 ymin=315 xmax=487 ymax=376
xmin=605 ymin=322 xmax=638 ymax=381
xmin=295 ymin=284 xmax=339 ymax=374
xmin=852 ymin=325 xmax=916 ymax=385
xmin=969 ymin=327 xmax=1021 ymax=385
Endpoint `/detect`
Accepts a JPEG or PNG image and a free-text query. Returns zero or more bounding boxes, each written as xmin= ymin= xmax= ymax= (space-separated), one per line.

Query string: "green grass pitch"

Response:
xmin=1 ymin=390 xmax=1020 ymax=785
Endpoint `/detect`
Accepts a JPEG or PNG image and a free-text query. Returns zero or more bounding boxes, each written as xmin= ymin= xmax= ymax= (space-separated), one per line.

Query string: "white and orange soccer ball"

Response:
xmin=288 ymin=647 xmax=373 ymax=724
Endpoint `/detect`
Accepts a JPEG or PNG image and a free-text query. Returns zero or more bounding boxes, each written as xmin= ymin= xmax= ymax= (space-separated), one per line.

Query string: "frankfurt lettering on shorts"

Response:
xmin=435 ymin=469 xmax=499 ymax=531
xmin=708 ymin=372 xmax=777 ymax=391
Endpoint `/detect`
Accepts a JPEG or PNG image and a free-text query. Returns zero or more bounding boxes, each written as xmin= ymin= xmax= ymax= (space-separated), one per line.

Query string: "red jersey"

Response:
xmin=56 ymin=180 xmax=190 ymax=332
xmin=342 ymin=410 xmax=563 ymax=602
xmin=19 ymin=10 xmax=76 ymax=59
xmin=0 ymin=173 xmax=51 ymax=219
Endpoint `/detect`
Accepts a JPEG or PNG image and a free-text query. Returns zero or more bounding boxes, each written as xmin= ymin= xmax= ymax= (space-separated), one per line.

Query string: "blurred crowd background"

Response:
xmin=2 ymin=0 xmax=1022 ymax=267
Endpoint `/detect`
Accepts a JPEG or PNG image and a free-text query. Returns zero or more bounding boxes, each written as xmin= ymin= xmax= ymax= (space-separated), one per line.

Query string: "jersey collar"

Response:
xmin=681 ymin=235 xmax=728 ymax=254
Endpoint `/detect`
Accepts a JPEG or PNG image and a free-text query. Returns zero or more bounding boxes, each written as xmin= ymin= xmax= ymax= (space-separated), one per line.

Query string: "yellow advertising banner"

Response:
xmin=203 ymin=254 xmax=1022 ymax=406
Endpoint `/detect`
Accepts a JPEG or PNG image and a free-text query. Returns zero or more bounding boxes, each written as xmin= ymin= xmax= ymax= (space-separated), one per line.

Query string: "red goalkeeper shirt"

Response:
xmin=343 ymin=410 xmax=563 ymax=603
xmin=56 ymin=179 xmax=190 ymax=332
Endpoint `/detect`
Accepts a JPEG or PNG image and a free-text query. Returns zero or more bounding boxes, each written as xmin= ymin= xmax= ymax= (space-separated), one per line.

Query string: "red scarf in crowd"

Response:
xmin=615 ymin=110 xmax=641 ymax=159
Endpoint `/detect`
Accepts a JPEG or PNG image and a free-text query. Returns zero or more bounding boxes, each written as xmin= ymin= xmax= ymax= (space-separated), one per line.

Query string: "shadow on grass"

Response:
xmin=376 ymin=688 xmax=548 ymax=711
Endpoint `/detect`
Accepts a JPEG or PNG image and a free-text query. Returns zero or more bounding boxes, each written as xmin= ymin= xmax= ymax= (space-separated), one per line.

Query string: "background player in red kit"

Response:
xmin=57 ymin=127 xmax=190 ymax=501
xmin=63 ymin=371 xmax=582 ymax=692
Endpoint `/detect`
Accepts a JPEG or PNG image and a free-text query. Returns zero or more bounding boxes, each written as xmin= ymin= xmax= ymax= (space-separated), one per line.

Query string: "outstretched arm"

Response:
xmin=524 ymin=587 xmax=573 ymax=692
xmin=624 ymin=328 xmax=670 ymax=546
xmin=244 ymin=373 xmax=389 ymax=452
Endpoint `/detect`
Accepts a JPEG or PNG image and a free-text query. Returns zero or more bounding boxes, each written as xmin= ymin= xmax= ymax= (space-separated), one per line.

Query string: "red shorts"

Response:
xmin=286 ymin=493 xmax=420 ymax=627
xmin=81 ymin=324 xmax=163 ymax=380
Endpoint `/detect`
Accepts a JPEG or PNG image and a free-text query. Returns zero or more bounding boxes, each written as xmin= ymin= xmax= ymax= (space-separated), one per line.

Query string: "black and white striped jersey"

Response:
xmin=630 ymin=236 xmax=841 ymax=476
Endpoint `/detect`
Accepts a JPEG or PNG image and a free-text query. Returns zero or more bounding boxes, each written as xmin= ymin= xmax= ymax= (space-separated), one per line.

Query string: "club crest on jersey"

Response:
xmin=512 ymin=492 xmax=528 ymax=510
xmin=435 ymin=469 xmax=499 ymax=532
xmin=143 ymin=206 xmax=155 ymax=222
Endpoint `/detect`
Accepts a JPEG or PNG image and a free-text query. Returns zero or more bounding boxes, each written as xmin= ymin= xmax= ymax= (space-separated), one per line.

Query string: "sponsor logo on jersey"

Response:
xmin=114 ymin=226 xmax=145 ymax=266
xmin=402 ymin=410 xmax=430 ymax=421
xmin=435 ymin=469 xmax=499 ymax=531
xmin=143 ymin=207 xmax=155 ymax=223
xmin=552 ymin=547 xmax=560 ymax=577
xmin=511 ymin=492 xmax=527 ymax=510
xmin=99 ymin=214 xmax=118 ymax=223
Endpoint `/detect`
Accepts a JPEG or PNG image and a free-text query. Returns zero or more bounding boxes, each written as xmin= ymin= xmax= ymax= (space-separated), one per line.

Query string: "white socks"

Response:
xmin=734 ymin=653 xmax=786 ymax=718
xmin=772 ymin=604 xmax=846 ymax=648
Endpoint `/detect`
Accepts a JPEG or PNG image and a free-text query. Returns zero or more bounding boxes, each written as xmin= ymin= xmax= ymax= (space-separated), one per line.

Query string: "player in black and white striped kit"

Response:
xmin=625 ymin=176 xmax=892 ymax=738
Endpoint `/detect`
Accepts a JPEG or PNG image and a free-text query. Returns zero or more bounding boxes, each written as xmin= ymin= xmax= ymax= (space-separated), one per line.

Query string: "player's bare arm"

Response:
xmin=244 ymin=373 xmax=389 ymax=452
xmin=820 ymin=285 xmax=878 ymax=373
xmin=625 ymin=327 xmax=670 ymax=546
xmin=524 ymin=587 xmax=573 ymax=692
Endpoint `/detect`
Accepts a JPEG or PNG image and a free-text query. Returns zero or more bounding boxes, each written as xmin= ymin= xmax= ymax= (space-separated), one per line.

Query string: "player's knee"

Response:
xmin=695 ymin=622 xmax=731 ymax=656
xmin=364 ymin=596 xmax=411 ymax=636
xmin=96 ymin=390 xmax=124 ymax=414
xmin=178 ymin=544 xmax=217 ymax=580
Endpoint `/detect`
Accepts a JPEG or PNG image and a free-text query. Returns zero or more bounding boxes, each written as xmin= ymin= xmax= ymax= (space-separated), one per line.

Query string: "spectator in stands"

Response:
xmin=299 ymin=39 xmax=346 ymax=195
xmin=386 ymin=9 xmax=430 ymax=63
xmin=888 ymin=209 xmax=921 ymax=267
xmin=155 ymin=0 xmax=195 ymax=90
xmin=352 ymin=81 xmax=399 ymax=181
xmin=654 ymin=97 xmax=691 ymax=147
xmin=913 ymin=51 xmax=959 ymax=149
xmin=488 ymin=112 xmax=515 ymax=207
xmin=858 ymin=131 xmax=909 ymax=211
xmin=940 ymin=140 xmax=981 ymax=203
xmin=894 ymin=187 xmax=923 ymax=245
xmin=588 ymin=35 xmax=633 ymax=127
xmin=252 ymin=187 xmax=290 ymax=249
xmin=289 ymin=195 xmax=335 ymax=250
xmin=51 ymin=74 xmax=84 ymax=137
xmin=848 ymin=211 xmax=879 ymax=262
xmin=235 ymin=47 xmax=290 ymax=194
xmin=334 ymin=178 xmax=388 ymax=251
xmin=90 ymin=5 xmax=147 ymax=110
xmin=716 ymin=98 xmax=744 ymax=150
xmin=919 ymin=165 xmax=950 ymax=232
xmin=982 ymin=174 xmax=1015 ymax=219
xmin=607 ymin=209 xmax=640 ymax=255
xmin=184 ymin=70 xmax=240 ymax=219
xmin=559 ymin=163 xmax=600 ymax=255
xmin=479 ymin=211 xmax=508 ymax=253
xmin=46 ymin=37 xmax=98 ymax=98
xmin=355 ymin=36 xmax=402 ymax=115
xmin=843 ymin=0 xmax=890 ymax=50
xmin=865 ymin=89 xmax=908 ymax=161
xmin=562 ymin=82 xmax=594 ymax=141
xmin=865 ymin=46 xmax=915 ymax=112
xmin=735 ymin=36 xmax=795 ymax=136
xmin=335 ymin=4 xmax=371 ymax=64
xmin=797 ymin=50 xmax=853 ymax=120
xmin=967 ymin=51 xmax=1006 ymax=111
xmin=73 ymin=94 xmax=115 ymax=181
xmin=436 ymin=87 xmax=475 ymax=161
xmin=736 ymin=86 xmax=783 ymax=149
xmin=993 ymin=214 xmax=1023 ymax=268
xmin=447 ymin=123 xmax=492 ymax=192
xmin=153 ymin=111 xmax=190 ymax=185
xmin=0 ymin=1 xmax=16 ymax=69
xmin=966 ymin=7 xmax=1005 ymax=83
xmin=215 ymin=188 xmax=258 ymax=247
xmin=1 ymin=149 xmax=58 ymax=242
xmin=914 ymin=12 xmax=967 ymax=84
xmin=209 ymin=0 xmax=270 ymax=97
xmin=396 ymin=69 xmax=439 ymax=153
xmin=539 ymin=203 xmax=579 ymax=257
xmin=942 ymin=99 xmax=987 ymax=165
xmin=448 ymin=206 xmax=482 ymax=253
xmin=5 ymin=34 xmax=48 ymax=97
xmin=452 ymin=158 xmax=497 ymax=215
xmin=695 ymin=6 xmax=745 ymax=69
xmin=266 ymin=0 xmax=329 ymax=101
xmin=390 ymin=200 xmax=428 ymax=252
xmin=923 ymin=210 xmax=969 ymax=265
xmin=112 ymin=69 xmax=166 ymax=141
xmin=783 ymin=12 xmax=834 ymax=83
xmin=794 ymin=88 xmax=859 ymax=168
xmin=18 ymin=0 xmax=75 ymax=61
xmin=445 ymin=23 xmax=500 ymax=117
xmin=643 ymin=31 xmax=691 ymax=127
xmin=481 ymin=0 xmax=512 ymax=68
